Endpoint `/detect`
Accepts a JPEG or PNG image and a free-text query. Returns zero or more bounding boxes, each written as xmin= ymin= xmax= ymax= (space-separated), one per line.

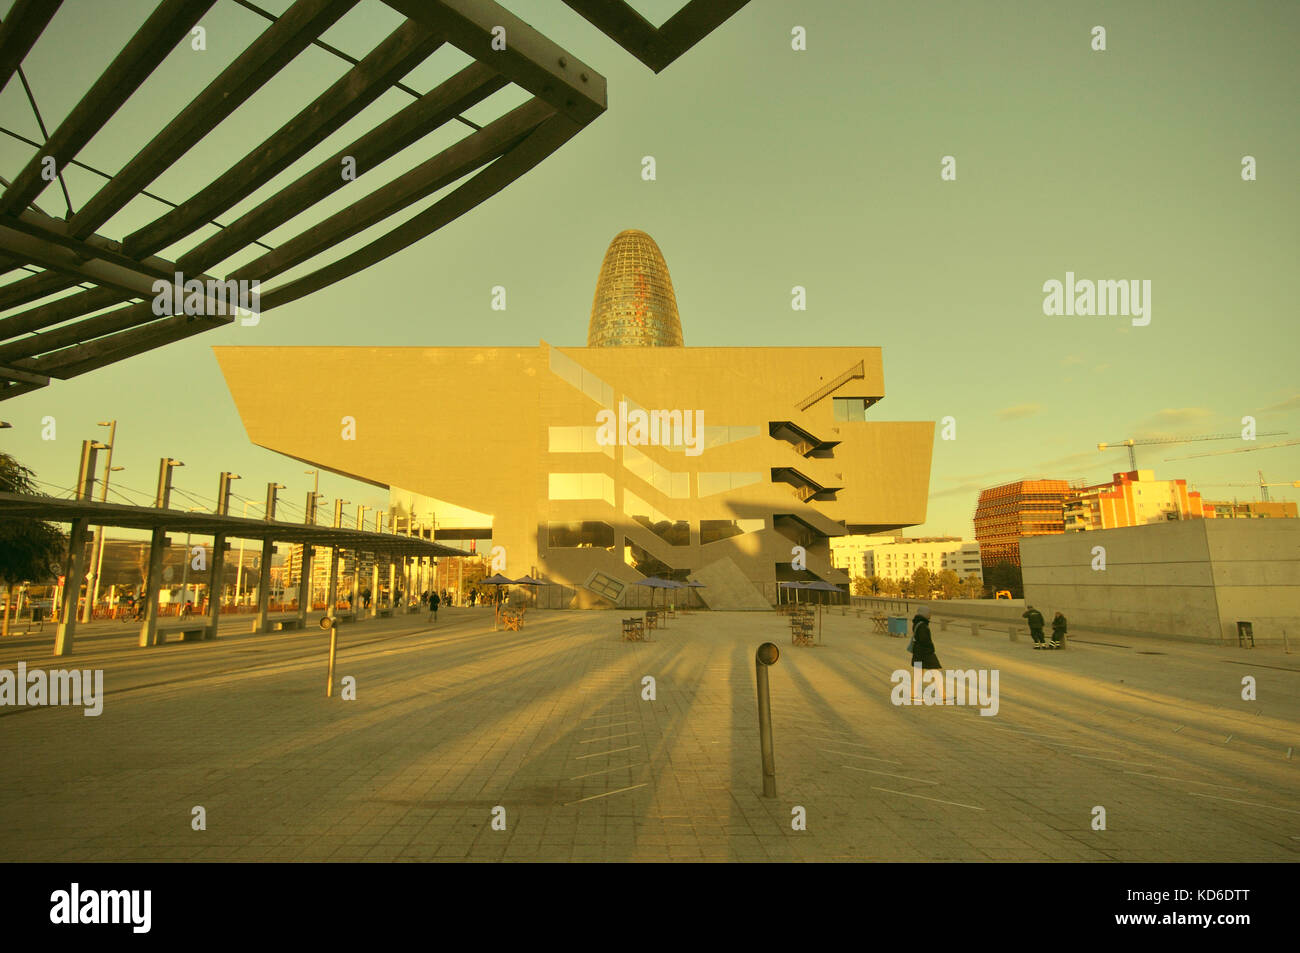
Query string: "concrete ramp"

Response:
xmin=694 ymin=557 xmax=772 ymax=610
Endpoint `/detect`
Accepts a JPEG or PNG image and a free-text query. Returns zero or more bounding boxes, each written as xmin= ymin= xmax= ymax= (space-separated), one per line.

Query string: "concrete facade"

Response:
xmin=1021 ymin=519 xmax=1300 ymax=644
xmin=217 ymin=343 xmax=933 ymax=609
xmin=832 ymin=534 xmax=983 ymax=583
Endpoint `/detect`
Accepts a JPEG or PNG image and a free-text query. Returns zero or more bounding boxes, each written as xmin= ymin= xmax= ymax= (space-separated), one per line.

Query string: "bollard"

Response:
xmin=970 ymin=622 xmax=980 ymax=637
xmin=1008 ymin=625 xmax=1018 ymax=642
xmin=321 ymin=615 xmax=338 ymax=697
xmin=755 ymin=642 xmax=780 ymax=798
xmin=939 ymin=618 xmax=949 ymax=632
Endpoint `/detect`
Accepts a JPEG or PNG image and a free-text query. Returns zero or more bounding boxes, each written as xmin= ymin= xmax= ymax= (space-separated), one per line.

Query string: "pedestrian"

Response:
xmin=1050 ymin=611 xmax=1067 ymax=649
xmin=1023 ymin=604 xmax=1047 ymax=648
xmin=909 ymin=604 xmax=944 ymax=701
xmin=428 ymin=590 xmax=440 ymax=623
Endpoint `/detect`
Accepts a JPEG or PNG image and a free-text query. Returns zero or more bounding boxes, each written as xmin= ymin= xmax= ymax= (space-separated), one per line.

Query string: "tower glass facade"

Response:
xmin=587 ymin=229 xmax=684 ymax=347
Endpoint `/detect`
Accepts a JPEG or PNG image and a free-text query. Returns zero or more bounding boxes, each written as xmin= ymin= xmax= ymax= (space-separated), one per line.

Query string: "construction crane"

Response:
xmin=1164 ymin=437 xmax=1300 ymax=462
xmin=1192 ymin=472 xmax=1300 ymax=502
xmin=1097 ymin=432 xmax=1287 ymax=470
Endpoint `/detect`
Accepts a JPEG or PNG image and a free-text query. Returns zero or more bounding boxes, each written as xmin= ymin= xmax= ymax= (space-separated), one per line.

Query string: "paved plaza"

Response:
xmin=1 ymin=607 xmax=1297 ymax=862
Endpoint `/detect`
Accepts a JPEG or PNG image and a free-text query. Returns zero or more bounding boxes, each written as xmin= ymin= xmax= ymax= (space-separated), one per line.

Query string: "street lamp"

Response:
xmin=84 ymin=420 xmax=118 ymax=622
xmin=178 ymin=507 xmax=205 ymax=615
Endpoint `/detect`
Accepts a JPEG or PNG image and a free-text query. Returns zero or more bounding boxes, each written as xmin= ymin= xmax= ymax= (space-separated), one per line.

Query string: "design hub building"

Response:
xmin=218 ymin=230 xmax=934 ymax=608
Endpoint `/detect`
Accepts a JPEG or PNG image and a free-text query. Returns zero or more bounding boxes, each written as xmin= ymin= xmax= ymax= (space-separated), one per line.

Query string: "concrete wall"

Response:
xmin=1021 ymin=520 xmax=1300 ymax=644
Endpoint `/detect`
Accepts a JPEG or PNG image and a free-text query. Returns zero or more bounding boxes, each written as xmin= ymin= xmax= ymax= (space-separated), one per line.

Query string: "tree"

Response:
xmin=983 ymin=561 xmax=1024 ymax=599
xmin=851 ymin=576 xmax=870 ymax=597
xmin=961 ymin=573 xmax=983 ymax=599
xmin=910 ymin=566 xmax=936 ymax=598
xmin=936 ymin=569 xmax=961 ymax=600
xmin=0 ymin=452 xmax=66 ymax=636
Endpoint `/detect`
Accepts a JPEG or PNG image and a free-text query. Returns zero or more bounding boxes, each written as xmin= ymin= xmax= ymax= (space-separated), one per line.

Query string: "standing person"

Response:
xmin=910 ymin=604 xmax=944 ymax=702
xmin=1023 ymin=604 xmax=1047 ymax=648
xmin=428 ymin=590 xmax=440 ymax=623
xmin=1050 ymin=611 xmax=1067 ymax=649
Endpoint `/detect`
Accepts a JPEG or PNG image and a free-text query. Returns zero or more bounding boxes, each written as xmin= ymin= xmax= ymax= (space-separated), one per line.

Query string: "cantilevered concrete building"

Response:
xmin=218 ymin=230 xmax=933 ymax=608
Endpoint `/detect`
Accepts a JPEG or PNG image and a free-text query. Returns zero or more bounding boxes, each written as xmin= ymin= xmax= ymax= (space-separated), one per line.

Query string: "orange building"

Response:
xmin=1202 ymin=499 xmax=1298 ymax=519
xmin=1063 ymin=470 xmax=1204 ymax=531
xmin=973 ymin=479 xmax=1072 ymax=567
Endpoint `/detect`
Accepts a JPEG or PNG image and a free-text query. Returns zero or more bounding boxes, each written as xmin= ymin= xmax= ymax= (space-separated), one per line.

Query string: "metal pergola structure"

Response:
xmin=0 ymin=490 xmax=469 ymax=555
xmin=0 ymin=0 xmax=751 ymax=401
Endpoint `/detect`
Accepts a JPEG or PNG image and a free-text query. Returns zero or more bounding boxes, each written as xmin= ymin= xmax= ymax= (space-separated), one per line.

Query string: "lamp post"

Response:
xmin=82 ymin=420 xmax=120 ymax=622
xmin=234 ymin=499 xmax=265 ymax=607
xmin=177 ymin=507 xmax=206 ymax=615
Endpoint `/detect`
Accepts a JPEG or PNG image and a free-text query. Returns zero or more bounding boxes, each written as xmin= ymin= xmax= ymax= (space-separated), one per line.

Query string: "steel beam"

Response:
xmin=67 ymin=0 xmax=359 ymax=241
xmin=0 ymin=361 xmax=48 ymax=386
xmin=123 ymin=15 xmax=440 ymax=258
xmin=176 ymin=60 xmax=507 ymax=274
xmin=560 ymin=0 xmax=658 ymax=68
xmin=0 ymin=0 xmax=65 ymax=96
xmin=235 ymin=97 xmax=554 ymax=283
xmin=0 ymin=268 xmax=83 ymax=312
xmin=562 ymin=0 xmax=751 ymax=72
xmin=262 ymin=110 xmax=583 ymax=310
xmin=0 ymin=0 xmax=216 ymax=218
xmin=0 ymin=299 xmax=158 ymax=366
xmin=31 ymin=311 xmax=231 ymax=379
xmin=382 ymin=0 xmax=606 ymax=124
xmin=654 ymin=0 xmax=752 ymax=71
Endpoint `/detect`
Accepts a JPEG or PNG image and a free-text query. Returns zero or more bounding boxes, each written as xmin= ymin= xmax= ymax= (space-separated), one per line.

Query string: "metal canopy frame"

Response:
xmin=0 ymin=0 xmax=606 ymax=401
xmin=0 ymin=490 xmax=471 ymax=556
xmin=560 ymin=0 xmax=751 ymax=73
xmin=0 ymin=0 xmax=750 ymax=401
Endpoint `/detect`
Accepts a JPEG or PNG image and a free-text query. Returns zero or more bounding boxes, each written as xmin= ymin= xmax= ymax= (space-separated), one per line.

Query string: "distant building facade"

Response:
xmin=1201 ymin=499 xmax=1298 ymax=519
xmin=1063 ymin=470 xmax=1205 ymax=531
xmin=833 ymin=534 xmax=983 ymax=583
xmin=973 ymin=479 xmax=1072 ymax=567
xmin=220 ymin=230 xmax=935 ymax=608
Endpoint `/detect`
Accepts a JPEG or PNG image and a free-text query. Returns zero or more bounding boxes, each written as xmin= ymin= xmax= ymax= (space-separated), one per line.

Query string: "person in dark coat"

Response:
xmin=1023 ymin=605 xmax=1047 ymax=648
xmin=1050 ymin=611 xmax=1067 ymax=649
xmin=428 ymin=590 xmax=440 ymax=623
xmin=910 ymin=604 xmax=944 ymax=701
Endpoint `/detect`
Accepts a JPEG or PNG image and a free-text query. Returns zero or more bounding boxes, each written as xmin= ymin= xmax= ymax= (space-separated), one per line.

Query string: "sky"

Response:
xmin=1 ymin=0 xmax=1297 ymax=538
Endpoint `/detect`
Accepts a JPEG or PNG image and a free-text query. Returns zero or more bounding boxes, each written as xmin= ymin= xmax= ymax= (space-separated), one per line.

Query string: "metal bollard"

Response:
xmin=321 ymin=615 xmax=338 ymax=697
xmin=755 ymin=642 xmax=780 ymax=798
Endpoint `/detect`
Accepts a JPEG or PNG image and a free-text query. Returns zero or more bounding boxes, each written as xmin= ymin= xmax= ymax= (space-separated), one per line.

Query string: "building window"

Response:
xmin=549 ymin=426 xmax=614 ymax=457
xmin=623 ymin=446 xmax=689 ymax=498
xmin=547 ymin=521 xmax=615 ymax=549
xmin=548 ymin=472 xmax=615 ymax=505
xmin=624 ymin=490 xmax=689 ymax=546
xmin=698 ymin=471 xmax=763 ymax=497
xmin=833 ymin=397 xmax=870 ymax=422
xmin=700 ymin=518 xmax=765 ymax=545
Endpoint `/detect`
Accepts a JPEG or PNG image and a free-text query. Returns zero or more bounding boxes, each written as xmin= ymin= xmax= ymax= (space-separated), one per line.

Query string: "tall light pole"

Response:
xmin=178 ymin=507 xmax=205 ymax=613
xmin=234 ymin=499 xmax=264 ymax=607
xmin=81 ymin=420 xmax=117 ymax=622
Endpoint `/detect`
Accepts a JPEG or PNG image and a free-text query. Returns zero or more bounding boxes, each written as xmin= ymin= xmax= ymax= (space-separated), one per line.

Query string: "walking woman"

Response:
xmin=910 ymin=604 xmax=945 ymax=701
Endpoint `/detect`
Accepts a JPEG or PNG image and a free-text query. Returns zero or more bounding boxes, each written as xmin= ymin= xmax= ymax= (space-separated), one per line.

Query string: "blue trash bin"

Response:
xmin=887 ymin=616 xmax=908 ymax=636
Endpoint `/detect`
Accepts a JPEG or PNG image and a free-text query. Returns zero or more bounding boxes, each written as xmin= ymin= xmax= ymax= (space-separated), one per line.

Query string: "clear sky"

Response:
xmin=1 ymin=0 xmax=1297 ymax=537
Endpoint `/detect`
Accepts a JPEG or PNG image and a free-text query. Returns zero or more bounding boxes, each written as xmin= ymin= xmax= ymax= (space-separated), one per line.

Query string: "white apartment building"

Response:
xmin=831 ymin=535 xmax=984 ymax=583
